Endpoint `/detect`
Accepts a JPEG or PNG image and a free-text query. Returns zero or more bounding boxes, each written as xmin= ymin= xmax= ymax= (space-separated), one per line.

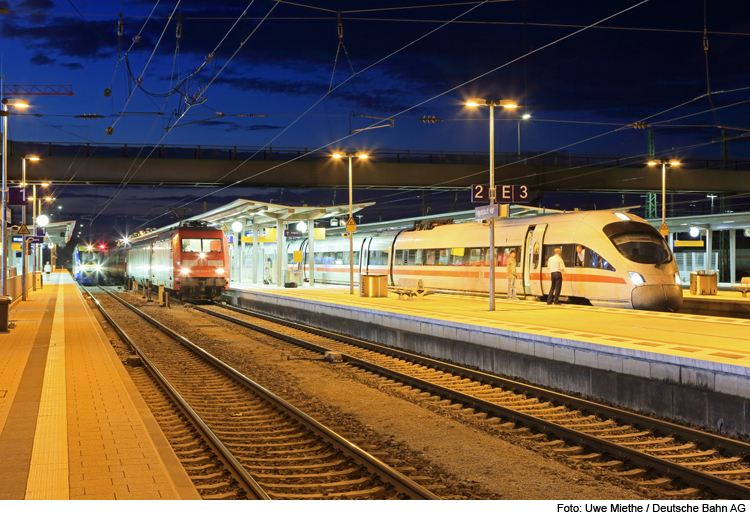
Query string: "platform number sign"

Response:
xmin=471 ymin=184 xmax=530 ymax=203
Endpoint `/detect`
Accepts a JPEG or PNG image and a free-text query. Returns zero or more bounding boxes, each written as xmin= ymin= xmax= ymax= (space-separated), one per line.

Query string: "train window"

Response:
xmin=341 ymin=251 xmax=360 ymax=265
xmin=368 ymin=250 xmax=389 ymax=266
xmin=610 ymin=232 xmax=671 ymax=265
xmin=468 ymin=248 xmax=486 ymax=266
xmin=394 ymin=249 xmax=404 ymax=265
xmin=542 ymin=244 xmax=575 ymax=267
xmin=407 ymin=249 xmax=421 ymax=266
xmin=532 ymin=242 xmax=540 ymax=269
xmin=449 ymin=248 xmax=466 ymax=266
xmin=182 ymin=238 xmax=223 ymax=253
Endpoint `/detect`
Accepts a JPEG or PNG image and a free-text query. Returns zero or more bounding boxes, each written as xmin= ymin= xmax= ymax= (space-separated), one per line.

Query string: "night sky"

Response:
xmin=3 ymin=0 xmax=750 ymax=242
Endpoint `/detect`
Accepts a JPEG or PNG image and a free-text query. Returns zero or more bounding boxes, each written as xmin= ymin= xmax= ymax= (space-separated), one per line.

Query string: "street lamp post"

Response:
xmin=518 ymin=113 xmax=531 ymax=160
xmin=466 ymin=98 xmax=518 ymax=311
xmin=20 ymin=156 xmax=40 ymax=300
xmin=332 ymin=152 xmax=369 ymax=294
xmin=1 ymin=98 xmax=30 ymax=298
xmin=647 ymin=159 xmax=681 ymax=237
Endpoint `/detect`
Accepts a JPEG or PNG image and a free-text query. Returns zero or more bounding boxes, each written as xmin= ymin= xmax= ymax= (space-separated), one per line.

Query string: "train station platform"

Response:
xmin=681 ymin=289 xmax=750 ymax=319
xmin=226 ymin=282 xmax=750 ymax=436
xmin=0 ymin=272 xmax=199 ymax=500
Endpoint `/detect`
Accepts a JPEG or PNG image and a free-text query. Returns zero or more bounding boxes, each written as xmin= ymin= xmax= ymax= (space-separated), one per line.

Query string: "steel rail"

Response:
xmin=102 ymin=289 xmax=438 ymax=500
xmin=200 ymin=302 xmax=750 ymax=499
xmin=82 ymin=286 xmax=270 ymax=499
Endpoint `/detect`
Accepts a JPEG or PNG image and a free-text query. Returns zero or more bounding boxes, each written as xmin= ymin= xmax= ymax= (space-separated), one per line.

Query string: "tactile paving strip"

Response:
xmin=25 ymin=279 xmax=69 ymax=500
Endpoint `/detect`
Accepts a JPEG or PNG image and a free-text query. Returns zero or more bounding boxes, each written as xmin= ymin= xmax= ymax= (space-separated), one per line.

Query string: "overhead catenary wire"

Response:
xmin=134 ymin=0 xmax=653 ymax=230
xmin=88 ymin=0 xmax=279 ymax=225
xmin=106 ymin=0 xmax=495 ymax=226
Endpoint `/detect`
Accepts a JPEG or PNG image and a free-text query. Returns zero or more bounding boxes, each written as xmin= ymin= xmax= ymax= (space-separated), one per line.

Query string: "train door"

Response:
xmin=522 ymin=224 xmax=547 ymax=297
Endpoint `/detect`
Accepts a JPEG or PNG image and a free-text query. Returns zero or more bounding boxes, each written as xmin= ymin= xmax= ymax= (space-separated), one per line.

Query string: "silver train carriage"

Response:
xmin=264 ymin=210 xmax=682 ymax=311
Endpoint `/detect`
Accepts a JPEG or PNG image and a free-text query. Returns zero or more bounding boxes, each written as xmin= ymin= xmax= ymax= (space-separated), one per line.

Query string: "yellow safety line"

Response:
xmin=25 ymin=276 xmax=69 ymax=500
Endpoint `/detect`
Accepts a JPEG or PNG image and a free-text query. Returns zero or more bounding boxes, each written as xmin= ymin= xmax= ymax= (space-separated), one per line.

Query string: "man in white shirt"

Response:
xmin=547 ymin=247 xmax=565 ymax=305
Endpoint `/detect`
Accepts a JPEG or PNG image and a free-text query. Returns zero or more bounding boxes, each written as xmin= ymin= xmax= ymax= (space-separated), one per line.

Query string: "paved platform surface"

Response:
xmin=0 ymin=272 xmax=199 ymax=500
xmin=230 ymin=282 xmax=750 ymax=374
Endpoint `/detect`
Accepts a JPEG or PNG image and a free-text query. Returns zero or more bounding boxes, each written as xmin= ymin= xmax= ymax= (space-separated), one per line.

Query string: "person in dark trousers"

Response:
xmin=547 ymin=247 xmax=565 ymax=305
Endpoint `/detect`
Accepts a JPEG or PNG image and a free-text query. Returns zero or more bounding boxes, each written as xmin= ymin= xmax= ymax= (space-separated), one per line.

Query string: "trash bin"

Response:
xmin=689 ymin=271 xmax=717 ymax=295
xmin=0 ymin=296 xmax=10 ymax=332
xmin=284 ymin=270 xmax=303 ymax=287
xmin=360 ymin=274 xmax=388 ymax=297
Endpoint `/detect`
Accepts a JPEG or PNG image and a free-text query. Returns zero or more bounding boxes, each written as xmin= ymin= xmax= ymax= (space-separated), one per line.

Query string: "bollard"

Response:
xmin=147 ymin=281 xmax=153 ymax=302
xmin=0 ymin=296 xmax=10 ymax=332
xmin=141 ymin=282 xmax=146 ymax=299
xmin=158 ymin=285 xmax=164 ymax=307
xmin=165 ymin=291 xmax=170 ymax=308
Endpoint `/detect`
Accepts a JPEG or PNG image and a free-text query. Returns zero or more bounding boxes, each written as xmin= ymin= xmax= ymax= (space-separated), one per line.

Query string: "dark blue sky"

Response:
xmin=3 ymin=0 xmax=750 ymax=241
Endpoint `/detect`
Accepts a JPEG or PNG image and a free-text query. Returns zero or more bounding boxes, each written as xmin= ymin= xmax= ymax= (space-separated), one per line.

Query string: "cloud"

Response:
xmin=61 ymin=62 xmax=84 ymax=70
xmin=18 ymin=0 xmax=55 ymax=7
xmin=192 ymin=119 xmax=283 ymax=132
xmin=30 ymin=53 xmax=55 ymax=66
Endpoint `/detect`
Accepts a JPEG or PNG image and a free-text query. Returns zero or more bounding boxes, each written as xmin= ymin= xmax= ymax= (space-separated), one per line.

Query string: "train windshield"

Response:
xmin=610 ymin=232 xmax=671 ymax=264
xmin=182 ymin=238 xmax=223 ymax=253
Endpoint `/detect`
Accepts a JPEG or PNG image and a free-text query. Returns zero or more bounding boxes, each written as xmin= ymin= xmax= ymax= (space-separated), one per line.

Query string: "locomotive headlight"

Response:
xmin=94 ymin=264 xmax=102 ymax=272
xmin=215 ymin=268 xmax=225 ymax=274
xmin=181 ymin=267 xmax=191 ymax=275
xmin=199 ymin=252 xmax=206 ymax=259
xmin=674 ymin=272 xmax=681 ymax=285
xmin=628 ymin=272 xmax=646 ymax=286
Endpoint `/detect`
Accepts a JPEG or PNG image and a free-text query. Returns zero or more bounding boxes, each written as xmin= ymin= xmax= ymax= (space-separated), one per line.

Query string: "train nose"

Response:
xmin=631 ymin=284 xmax=683 ymax=312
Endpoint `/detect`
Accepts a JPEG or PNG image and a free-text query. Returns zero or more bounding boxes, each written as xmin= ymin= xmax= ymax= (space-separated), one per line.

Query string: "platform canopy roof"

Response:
xmin=647 ymin=211 xmax=750 ymax=233
xmin=44 ymin=220 xmax=76 ymax=245
xmin=129 ymin=199 xmax=375 ymax=242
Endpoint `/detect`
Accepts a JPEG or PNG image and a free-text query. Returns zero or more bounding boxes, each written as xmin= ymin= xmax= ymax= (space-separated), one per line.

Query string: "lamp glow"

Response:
xmin=522 ymin=114 xmax=531 ymax=119
xmin=231 ymin=221 xmax=242 ymax=233
xmin=465 ymin=101 xmax=480 ymax=107
xmin=296 ymin=221 xmax=308 ymax=233
xmin=199 ymin=252 xmax=206 ymax=259
xmin=37 ymin=214 xmax=50 ymax=227
xmin=689 ymin=226 xmax=700 ymax=237
xmin=332 ymin=153 xmax=343 ymax=159
xmin=358 ymin=154 xmax=368 ymax=159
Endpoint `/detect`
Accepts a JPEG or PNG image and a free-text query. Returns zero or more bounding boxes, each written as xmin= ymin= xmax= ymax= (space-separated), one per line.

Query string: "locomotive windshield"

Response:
xmin=611 ymin=233 xmax=671 ymax=264
xmin=182 ymin=238 xmax=223 ymax=253
xmin=603 ymin=221 xmax=672 ymax=265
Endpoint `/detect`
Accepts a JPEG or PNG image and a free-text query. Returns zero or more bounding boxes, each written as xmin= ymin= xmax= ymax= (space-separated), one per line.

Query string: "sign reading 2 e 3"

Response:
xmin=471 ymin=184 xmax=530 ymax=203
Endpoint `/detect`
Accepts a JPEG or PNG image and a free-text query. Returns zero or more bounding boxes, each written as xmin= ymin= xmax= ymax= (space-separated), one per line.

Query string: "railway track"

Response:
xmin=189 ymin=300 xmax=750 ymax=500
xmin=85 ymin=286 xmax=438 ymax=500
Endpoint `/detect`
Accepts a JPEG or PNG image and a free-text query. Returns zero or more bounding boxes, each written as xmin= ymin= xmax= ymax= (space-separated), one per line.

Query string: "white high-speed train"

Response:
xmin=265 ymin=209 xmax=682 ymax=311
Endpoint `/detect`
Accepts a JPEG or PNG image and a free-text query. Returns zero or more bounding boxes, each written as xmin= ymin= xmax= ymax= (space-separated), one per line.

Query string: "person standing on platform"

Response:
xmin=547 ymin=247 xmax=565 ymax=305
xmin=506 ymin=251 xmax=518 ymax=300
xmin=44 ymin=261 xmax=52 ymax=278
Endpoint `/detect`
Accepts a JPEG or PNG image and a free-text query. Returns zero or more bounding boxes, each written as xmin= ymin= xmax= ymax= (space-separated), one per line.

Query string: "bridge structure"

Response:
xmin=5 ymin=141 xmax=750 ymax=194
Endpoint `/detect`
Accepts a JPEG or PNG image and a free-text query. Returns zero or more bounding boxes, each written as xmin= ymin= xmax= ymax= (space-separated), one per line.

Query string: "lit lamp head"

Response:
xmin=296 ymin=221 xmax=308 ymax=233
xmin=2 ymin=98 xmax=30 ymax=109
xmin=357 ymin=154 xmax=368 ymax=160
xmin=331 ymin=153 xmax=343 ymax=159
xmin=668 ymin=160 xmax=681 ymax=167
xmin=37 ymin=214 xmax=50 ymax=227
xmin=521 ymin=113 xmax=531 ymax=120
xmin=689 ymin=226 xmax=700 ymax=238
xmin=231 ymin=221 xmax=242 ymax=233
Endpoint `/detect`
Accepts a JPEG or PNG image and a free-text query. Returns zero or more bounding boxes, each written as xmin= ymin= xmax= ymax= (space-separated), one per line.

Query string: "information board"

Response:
xmin=471 ymin=184 xmax=530 ymax=203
